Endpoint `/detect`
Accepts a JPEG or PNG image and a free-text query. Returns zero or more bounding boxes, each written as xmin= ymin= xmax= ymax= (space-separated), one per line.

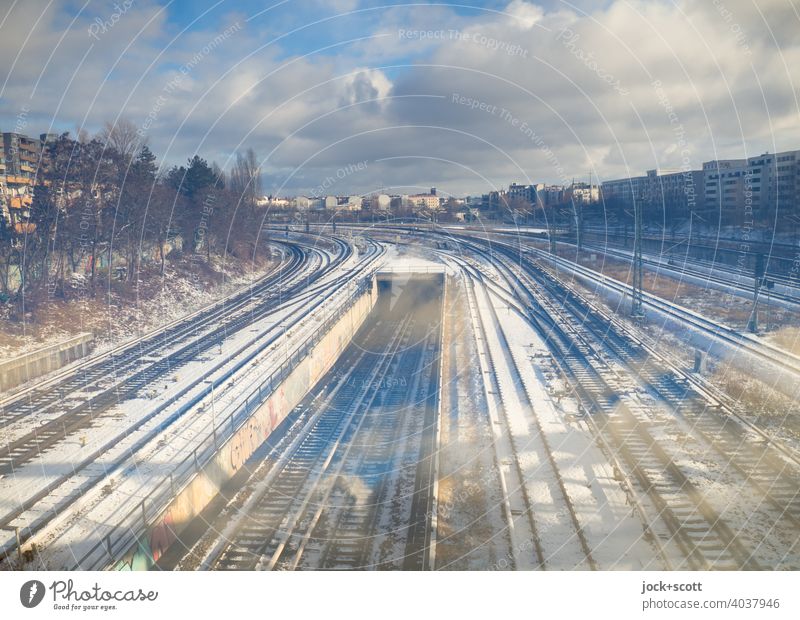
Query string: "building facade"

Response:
xmin=507 ymin=183 xmax=536 ymax=204
xmin=2 ymin=132 xmax=42 ymax=234
xmin=702 ymin=159 xmax=748 ymax=224
xmin=747 ymin=150 xmax=800 ymax=222
xmin=601 ymin=168 xmax=702 ymax=219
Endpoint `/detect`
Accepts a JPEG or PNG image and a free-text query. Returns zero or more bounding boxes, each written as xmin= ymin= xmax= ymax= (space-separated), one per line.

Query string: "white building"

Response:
xmin=295 ymin=196 xmax=324 ymax=210
xmin=409 ymin=193 xmax=441 ymax=213
xmin=337 ymin=195 xmax=363 ymax=211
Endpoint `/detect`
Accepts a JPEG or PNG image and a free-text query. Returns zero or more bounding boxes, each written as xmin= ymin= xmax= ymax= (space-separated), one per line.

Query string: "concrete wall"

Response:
xmin=0 ymin=333 xmax=93 ymax=393
xmin=114 ymin=281 xmax=378 ymax=570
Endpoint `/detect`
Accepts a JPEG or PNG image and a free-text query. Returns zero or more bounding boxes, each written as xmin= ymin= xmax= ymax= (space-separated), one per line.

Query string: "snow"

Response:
xmin=1 ymin=244 xmax=378 ymax=567
xmin=467 ymin=267 xmax=661 ymax=569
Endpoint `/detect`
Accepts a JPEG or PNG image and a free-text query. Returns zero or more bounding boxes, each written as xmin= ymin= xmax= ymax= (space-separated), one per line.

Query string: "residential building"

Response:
xmin=601 ymin=168 xmax=702 ymax=218
xmin=507 ymin=183 xmax=536 ymax=204
xmin=2 ymin=132 xmax=40 ymax=233
xmin=295 ymin=196 xmax=324 ymax=210
xmin=338 ymin=195 xmax=363 ymax=211
xmin=481 ymin=190 xmax=507 ymax=212
xmin=409 ymin=191 xmax=441 ymax=213
xmin=702 ymin=159 xmax=748 ymax=224
xmin=534 ymin=184 xmax=566 ymax=208
xmin=600 ymin=175 xmax=646 ymax=211
xmin=564 ymin=181 xmax=599 ymax=205
xmin=257 ymin=196 xmax=292 ymax=208
xmin=643 ymin=168 xmax=704 ymax=218
xmin=371 ymin=194 xmax=390 ymax=211
xmin=747 ymin=149 xmax=800 ymax=222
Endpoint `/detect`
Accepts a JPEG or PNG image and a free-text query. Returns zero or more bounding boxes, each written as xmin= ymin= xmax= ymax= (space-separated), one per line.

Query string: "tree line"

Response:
xmin=1 ymin=120 xmax=266 ymax=311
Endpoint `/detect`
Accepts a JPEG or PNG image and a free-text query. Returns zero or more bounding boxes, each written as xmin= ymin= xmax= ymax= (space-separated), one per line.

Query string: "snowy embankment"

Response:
xmin=2 ymin=249 xmax=376 ymax=568
xmin=527 ymin=247 xmax=800 ymax=401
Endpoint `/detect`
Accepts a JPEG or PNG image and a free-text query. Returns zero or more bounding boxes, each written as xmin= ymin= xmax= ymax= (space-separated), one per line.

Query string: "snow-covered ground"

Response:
xmin=460 ymin=260 xmax=663 ymax=570
xmin=1 ymin=244 xmax=380 ymax=568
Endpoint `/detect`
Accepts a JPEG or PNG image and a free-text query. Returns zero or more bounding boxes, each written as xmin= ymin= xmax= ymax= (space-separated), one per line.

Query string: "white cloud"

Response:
xmin=0 ymin=0 xmax=797 ymax=195
xmin=504 ymin=0 xmax=545 ymax=29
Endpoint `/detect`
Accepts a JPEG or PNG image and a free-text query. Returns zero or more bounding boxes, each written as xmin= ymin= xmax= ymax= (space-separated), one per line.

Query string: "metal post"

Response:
xmin=748 ymin=252 xmax=764 ymax=334
xmin=631 ymin=199 xmax=644 ymax=318
xmin=766 ymin=284 xmax=771 ymax=330
xmin=210 ymin=381 xmax=217 ymax=443
xmin=204 ymin=380 xmax=217 ymax=445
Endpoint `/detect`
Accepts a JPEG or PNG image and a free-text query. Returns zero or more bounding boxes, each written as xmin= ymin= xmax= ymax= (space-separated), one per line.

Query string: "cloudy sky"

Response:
xmin=1 ymin=0 xmax=798 ymax=197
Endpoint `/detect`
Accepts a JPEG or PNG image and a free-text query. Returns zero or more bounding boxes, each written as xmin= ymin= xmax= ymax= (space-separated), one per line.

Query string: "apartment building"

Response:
xmin=507 ymin=183 xmax=536 ymax=204
xmin=564 ymin=181 xmax=599 ymax=205
xmin=532 ymin=184 xmax=566 ymax=208
xmin=644 ymin=168 xmax=704 ymax=218
xmin=600 ymin=175 xmax=646 ymax=210
xmin=739 ymin=150 xmax=800 ymax=222
xmin=2 ymin=132 xmax=41 ymax=234
xmin=409 ymin=192 xmax=441 ymax=213
xmin=702 ymin=159 xmax=748 ymax=224
xmin=601 ymin=168 xmax=702 ymax=218
xmin=295 ymin=195 xmax=324 ymax=210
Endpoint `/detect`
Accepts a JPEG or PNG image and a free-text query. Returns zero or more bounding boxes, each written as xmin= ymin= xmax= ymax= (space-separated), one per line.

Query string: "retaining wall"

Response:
xmin=113 ymin=280 xmax=378 ymax=570
xmin=0 ymin=333 xmax=94 ymax=393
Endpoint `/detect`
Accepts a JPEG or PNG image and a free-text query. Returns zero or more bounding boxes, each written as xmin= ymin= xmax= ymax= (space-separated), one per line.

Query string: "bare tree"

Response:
xmin=229 ymin=148 xmax=262 ymax=209
xmin=99 ymin=117 xmax=143 ymax=163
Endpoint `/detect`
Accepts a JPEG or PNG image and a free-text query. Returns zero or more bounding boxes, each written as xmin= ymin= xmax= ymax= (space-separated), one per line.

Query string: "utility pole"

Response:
xmin=631 ymin=198 xmax=644 ymax=319
xmin=548 ymin=206 xmax=557 ymax=255
xmin=576 ymin=171 xmax=591 ymax=252
xmin=747 ymin=252 xmax=765 ymax=333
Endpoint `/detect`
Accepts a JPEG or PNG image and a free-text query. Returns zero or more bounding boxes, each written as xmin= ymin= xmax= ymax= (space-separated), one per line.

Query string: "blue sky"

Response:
xmin=1 ymin=0 xmax=798 ymax=196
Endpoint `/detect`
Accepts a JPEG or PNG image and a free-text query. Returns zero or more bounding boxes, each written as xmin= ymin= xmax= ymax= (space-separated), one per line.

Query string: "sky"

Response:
xmin=0 ymin=0 xmax=798 ymax=197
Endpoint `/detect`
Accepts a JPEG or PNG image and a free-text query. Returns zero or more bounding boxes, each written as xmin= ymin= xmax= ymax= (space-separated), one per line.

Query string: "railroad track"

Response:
xmin=211 ymin=312 xmax=415 ymax=570
xmin=519 ymin=256 xmax=800 ymax=538
xmin=450 ymin=224 xmax=800 ymax=283
xmin=2 ymin=242 xmax=297 ymax=411
xmin=504 ymin=229 xmax=800 ymax=300
xmin=0 ymin=240 xmax=353 ymax=476
xmin=586 ymin=242 xmax=800 ymax=306
xmin=0 ymin=236 xmax=384 ymax=565
xmin=460 ymin=258 xmax=600 ymax=570
xmin=0 ymin=234 xmax=355 ymax=413
xmin=461 ymin=268 xmax=544 ymax=570
xmin=55 ymin=242 xmax=386 ymax=570
xmin=416 ymin=227 xmax=800 ymax=386
xmin=527 ymin=245 xmax=800 ymax=375
xmin=208 ymin=278 xmax=442 ymax=570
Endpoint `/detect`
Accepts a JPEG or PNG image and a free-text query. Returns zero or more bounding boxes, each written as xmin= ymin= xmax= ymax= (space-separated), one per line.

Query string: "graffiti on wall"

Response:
xmin=114 ymin=509 xmax=175 ymax=571
xmin=113 ymin=293 xmax=375 ymax=570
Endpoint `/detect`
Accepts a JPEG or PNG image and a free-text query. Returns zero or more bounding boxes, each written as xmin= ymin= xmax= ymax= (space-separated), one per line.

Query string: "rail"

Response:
xmin=70 ymin=275 xmax=375 ymax=570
